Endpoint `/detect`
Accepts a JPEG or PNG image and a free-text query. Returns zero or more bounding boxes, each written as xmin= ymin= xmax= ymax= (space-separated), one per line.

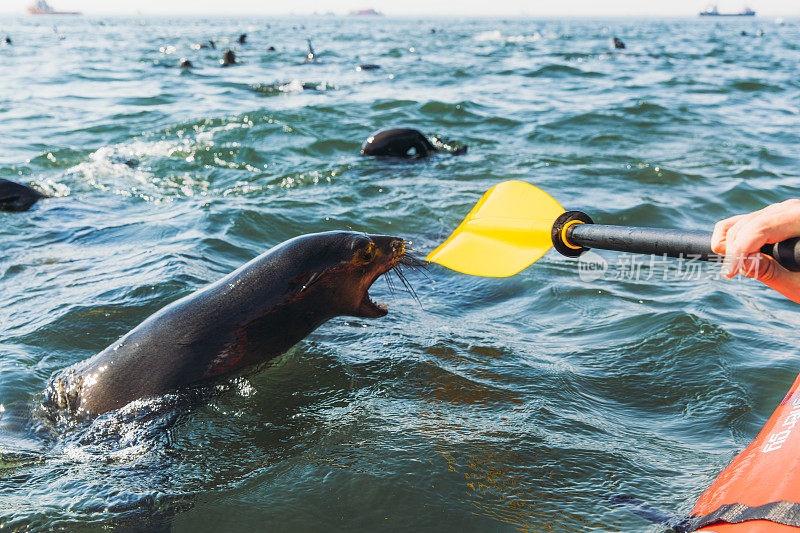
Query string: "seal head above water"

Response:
xmin=0 ymin=179 xmax=48 ymax=212
xmin=304 ymin=38 xmax=319 ymax=63
xmin=42 ymin=231 xmax=411 ymax=419
xmin=221 ymin=49 xmax=236 ymax=66
xmin=361 ymin=128 xmax=467 ymax=158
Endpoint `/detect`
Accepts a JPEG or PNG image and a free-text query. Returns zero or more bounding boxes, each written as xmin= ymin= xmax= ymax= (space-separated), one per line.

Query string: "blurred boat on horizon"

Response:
xmin=27 ymin=0 xmax=81 ymax=15
xmin=348 ymin=8 xmax=383 ymax=16
xmin=699 ymin=4 xmax=756 ymax=16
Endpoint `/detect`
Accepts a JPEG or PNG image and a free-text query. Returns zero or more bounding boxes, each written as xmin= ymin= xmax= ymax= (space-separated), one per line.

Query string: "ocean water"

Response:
xmin=1 ymin=14 xmax=799 ymax=532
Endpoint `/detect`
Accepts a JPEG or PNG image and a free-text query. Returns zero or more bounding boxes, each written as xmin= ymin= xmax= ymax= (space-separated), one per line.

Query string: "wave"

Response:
xmin=523 ymin=64 xmax=603 ymax=78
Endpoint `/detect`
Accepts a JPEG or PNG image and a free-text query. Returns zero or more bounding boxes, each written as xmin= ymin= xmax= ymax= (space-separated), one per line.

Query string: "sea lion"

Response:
xmin=356 ymin=64 xmax=381 ymax=71
xmin=238 ymin=33 xmax=247 ymax=44
xmin=41 ymin=231 xmax=412 ymax=420
xmin=221 ymin=49 xmax=236 ymax=67
xmin=613 ymin=37 xmax=625 ymax=49
xmin=304 ymin=38 xmax=318 ymax=63
xmin=4 ymin=36 xmax=11 ymax=45
xmin=179 ymin=58 xmax=193 ymax=69
xmin=0 ymin=179 xmax=48 ymax=212
xmin=192 ymin=40 xmax=215 ymax=50
xmin=267 ymin=45 xmax=276 ymax=51
xmin=109 ymin=156 xmax=140 ymax=167
xmin=361 ymin=128 xmax=467 ymax=158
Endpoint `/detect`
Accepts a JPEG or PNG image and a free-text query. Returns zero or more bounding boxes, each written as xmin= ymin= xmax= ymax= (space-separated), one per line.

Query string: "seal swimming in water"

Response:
xmin=42 ymin=231 xmax=415 ymax=420
xmin=304 ymin=39 xmax=318 ymax=63
xmin=0 ymin=179 xmax=48 ymax=212
xmin=613 ymin=37 xmax=625 ymax=49
xmin=361 ymin=128 xmax=467 ymax=158
xmin=221 ymin=49 xmax=236 ymax=67
xmin=192 ymin=40 xmax=215 ymax=50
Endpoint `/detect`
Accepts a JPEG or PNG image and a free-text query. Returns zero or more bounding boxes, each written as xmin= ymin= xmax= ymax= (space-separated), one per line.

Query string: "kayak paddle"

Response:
xmin=426 ymin=180 xmax=800 ymax=277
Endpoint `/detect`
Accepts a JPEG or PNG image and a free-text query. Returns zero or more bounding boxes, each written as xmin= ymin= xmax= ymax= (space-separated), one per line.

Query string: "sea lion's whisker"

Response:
xmin=384 ymin=271 xmax=396 ymax=296
xmin=399 ymin=248 xmax=429 ymax=268
xmin=394 ymin=267 xmax=422 ymax=308
xmin=399 ymin=252 xmax=432 ymax=282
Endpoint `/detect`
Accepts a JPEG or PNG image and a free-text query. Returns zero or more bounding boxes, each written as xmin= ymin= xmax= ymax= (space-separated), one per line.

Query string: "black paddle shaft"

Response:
xmin=551 ymin=211 xmax=800 ymax=272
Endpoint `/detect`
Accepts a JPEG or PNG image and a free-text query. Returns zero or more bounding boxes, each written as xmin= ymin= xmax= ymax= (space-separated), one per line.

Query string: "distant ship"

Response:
xmin=699 ymin=4 xmax=755 ymax=16
xmin=27 ymin=1 xmax=81 ymax=15
xmin=348 ymin=8 xmax=383 ymax=16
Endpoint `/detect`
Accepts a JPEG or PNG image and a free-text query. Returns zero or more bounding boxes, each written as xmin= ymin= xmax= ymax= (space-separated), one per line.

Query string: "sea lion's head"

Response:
xmin=221 ymin=49 xmax=236 ymax=67
xmin=281 ymin=231 xmax=418 ymax=319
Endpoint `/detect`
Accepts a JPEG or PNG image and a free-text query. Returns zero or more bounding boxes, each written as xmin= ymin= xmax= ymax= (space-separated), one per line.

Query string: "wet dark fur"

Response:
xmin=0 ymin=179 xmax=48 ymax=212
xmin=361 ymin=128 xmax=437 ymax=157
xmin=42 ymin=231 xmax=408 ymax=419
xmin=361 ymin=128 xmax=467 ymax=158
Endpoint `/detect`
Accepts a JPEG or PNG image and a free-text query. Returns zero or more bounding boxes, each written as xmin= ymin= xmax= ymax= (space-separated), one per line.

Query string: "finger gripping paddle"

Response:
xmin=426 ymin=180 xmax=800 ymax=277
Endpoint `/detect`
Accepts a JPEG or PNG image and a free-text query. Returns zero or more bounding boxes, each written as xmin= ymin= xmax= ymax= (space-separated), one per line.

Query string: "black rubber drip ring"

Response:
xmin=551 ymin=211 xmax=594 ymax=258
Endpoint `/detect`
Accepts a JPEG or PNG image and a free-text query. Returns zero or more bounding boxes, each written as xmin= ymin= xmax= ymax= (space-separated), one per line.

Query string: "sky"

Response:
xmin=3 ymin=0 xmax=799 ymax=17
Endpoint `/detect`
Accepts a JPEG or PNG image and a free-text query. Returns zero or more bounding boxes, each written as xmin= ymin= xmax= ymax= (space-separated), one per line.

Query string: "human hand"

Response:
xmin=711 ymin=200 xmax=800 ymax=303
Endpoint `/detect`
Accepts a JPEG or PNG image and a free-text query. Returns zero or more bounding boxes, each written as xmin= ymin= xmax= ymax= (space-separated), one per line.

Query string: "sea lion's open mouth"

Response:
xmin=359 ymin=289 xmax=389 ymax=318
xmin=357 ymin=253 xmax=400 ymax=318
xmin=356 ymin=238 xmax=426 ymax=319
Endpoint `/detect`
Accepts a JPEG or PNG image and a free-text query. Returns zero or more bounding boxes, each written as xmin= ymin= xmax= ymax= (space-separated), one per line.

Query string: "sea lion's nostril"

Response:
xmin=391 ymin=239 xmax=405 ymax=256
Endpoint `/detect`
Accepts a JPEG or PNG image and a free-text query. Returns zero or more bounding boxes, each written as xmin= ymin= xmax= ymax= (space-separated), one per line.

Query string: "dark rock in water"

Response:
xmin=238 ymin=33 xmax=247 ymax=44
xmin=356 ymin=64 xmax=381 ymax=71
xmin=0 ymin=179 xmax=48 ymax=212
xmin=613 ymin=37 xmax=625 ymax=49
xmin=220 ymin=49 xmax=236 ymax=67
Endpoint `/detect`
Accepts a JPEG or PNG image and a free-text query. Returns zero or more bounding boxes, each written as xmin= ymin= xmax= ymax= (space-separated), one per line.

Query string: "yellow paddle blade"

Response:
xmin=426 ymin=181 xmax=565 ymax=277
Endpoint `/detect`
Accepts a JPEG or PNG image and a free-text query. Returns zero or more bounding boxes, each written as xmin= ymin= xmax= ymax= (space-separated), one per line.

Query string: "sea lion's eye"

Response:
xmin=362 ymin=243 xmax=375 ymax=261
xmin=354 ymin=242 xmax=375 ymax=264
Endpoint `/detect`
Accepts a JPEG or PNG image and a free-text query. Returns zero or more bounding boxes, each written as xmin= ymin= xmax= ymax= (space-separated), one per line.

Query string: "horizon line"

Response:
xmin=1 ymin=11 xmax=797 ymax=17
